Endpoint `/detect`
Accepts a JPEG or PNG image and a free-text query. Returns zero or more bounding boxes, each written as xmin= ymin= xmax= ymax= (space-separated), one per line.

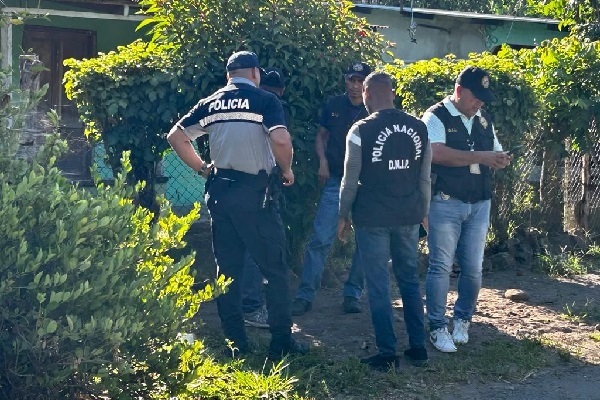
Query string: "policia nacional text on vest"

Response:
xmin=353 ymin=109 xmax=428 ymax=227
xmin=428 ymin=103 xmax=495 ymax=204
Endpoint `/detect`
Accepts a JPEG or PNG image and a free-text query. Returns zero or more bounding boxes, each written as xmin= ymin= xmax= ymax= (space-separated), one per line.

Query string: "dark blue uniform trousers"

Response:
xmin=206 ymin=172 xmax=293 ymax=353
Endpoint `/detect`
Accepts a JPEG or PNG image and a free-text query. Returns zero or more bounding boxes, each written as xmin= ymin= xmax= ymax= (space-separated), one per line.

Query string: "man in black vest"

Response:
xmin=423 ymin=66 xmax=512 ymax=353
xmin=338 ymin=72 xmax=431 ymax=371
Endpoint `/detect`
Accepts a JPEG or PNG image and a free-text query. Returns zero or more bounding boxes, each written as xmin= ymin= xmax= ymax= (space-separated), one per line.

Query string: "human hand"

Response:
xmin=318 ymin=162 xmax=330 ymax=186
xmin=479 ymin=151 xmax=512 ymax=170
xmin=419 ymin=218 xmax=428 ymax=241
xmin=337 ymin=217 xmax=352 ymax=243
xmin=199 ymin=162 xmax=214 ymax=179
xmin=281 ymin=169 xmax=294 ymax=186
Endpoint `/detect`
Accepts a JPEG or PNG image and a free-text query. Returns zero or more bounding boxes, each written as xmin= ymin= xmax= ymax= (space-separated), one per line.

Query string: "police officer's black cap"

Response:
xmin=456 ymin=66 xmax=496 ymax=103
xmin=345 ymin=62 xmax=372 ymax=79
xmin=261 ymin=67 xmax=286 ymax=88
xmin=226 ymin=51 xmax=265 ymax=73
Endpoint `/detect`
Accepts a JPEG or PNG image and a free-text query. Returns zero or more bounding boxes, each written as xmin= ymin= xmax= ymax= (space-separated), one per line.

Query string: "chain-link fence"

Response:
xmin=93 ymin=143 xmax=206 ymax=215
xmin=491 ymin=119 xmax=599 ymax=241
xmin=563 ymin=119 xmax=600 ymax=236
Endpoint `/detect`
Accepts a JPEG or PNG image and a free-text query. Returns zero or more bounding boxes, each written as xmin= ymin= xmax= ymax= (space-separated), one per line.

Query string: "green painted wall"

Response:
xmin=488 ymin=21 xmax=567 ymax=49
xmin=361 ymin=9 xmax=567 ymax=62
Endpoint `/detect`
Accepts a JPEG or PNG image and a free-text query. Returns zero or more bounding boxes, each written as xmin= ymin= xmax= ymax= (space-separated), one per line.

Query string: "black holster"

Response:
xmin=263 ymin=166 xmax=285 ymax=211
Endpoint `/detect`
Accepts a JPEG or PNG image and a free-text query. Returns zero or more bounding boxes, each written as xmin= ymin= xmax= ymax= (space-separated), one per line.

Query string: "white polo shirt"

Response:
xmin=422 ymin=96 xmax=503 ymax=151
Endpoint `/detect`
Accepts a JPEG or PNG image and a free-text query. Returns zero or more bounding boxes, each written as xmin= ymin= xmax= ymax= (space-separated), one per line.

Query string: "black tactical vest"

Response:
xmin=352 ymin=109 xmax=428 ymax=227
xmin=428 ymin=102 xmax=494 ymax=203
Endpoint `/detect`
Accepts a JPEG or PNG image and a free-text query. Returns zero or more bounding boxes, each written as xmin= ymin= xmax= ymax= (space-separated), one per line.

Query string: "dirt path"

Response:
xmin=197 ymin=266 xmax=600 ymax=399
xmin=437 ymin=364 xmax=600 ymax=400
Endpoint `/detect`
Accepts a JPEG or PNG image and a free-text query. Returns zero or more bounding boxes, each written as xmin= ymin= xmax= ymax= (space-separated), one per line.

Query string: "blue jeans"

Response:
xmin=426 ymin=195 xmax=491 ymax=331
xmin=241 ymin=252 xmax=264 ymax=314
xmin=355 ymin=224 xmax=426 ymax=357
xmin=295 ymin=177 xmax=364 ymax=302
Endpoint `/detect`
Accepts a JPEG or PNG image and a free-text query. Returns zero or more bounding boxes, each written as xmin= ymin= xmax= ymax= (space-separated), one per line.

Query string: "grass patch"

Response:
xmin=560 ymin=299 xmax=600 ymax=325
xmin=425 ymin=337 xmax=552 ymax=384
xmin=199 ymin=334 xmax=556 ymax=399
xmin=535 ymin=251 xmax=588 ymax=277
xmin=589 ymin=332 xmax=600 ymax=342
xmin=531 ymin=335 xmax=575 ymax=362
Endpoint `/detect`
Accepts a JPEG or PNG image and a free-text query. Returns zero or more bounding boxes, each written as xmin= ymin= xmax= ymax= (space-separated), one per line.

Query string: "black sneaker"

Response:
xmin=403 ymin=347 xmax=429 ymax=367
xmin=342 ymin=296 xmax=361 ymax=314
xmin=291 ymin=298 xmax=312 ymax=316
xmin=360 ymin=354 xmax=400 ymax=372
xmin=268 ymin=337 xmax=310 ymax=361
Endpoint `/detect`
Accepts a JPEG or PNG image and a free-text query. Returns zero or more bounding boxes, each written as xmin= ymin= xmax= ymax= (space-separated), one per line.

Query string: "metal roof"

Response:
xmin=352 ymin=4 xmax=560 ymax=25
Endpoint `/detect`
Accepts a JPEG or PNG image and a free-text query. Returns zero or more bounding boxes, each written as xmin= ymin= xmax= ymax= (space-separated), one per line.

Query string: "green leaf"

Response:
xmin=46 ymin=320 xmax=58 ymax=334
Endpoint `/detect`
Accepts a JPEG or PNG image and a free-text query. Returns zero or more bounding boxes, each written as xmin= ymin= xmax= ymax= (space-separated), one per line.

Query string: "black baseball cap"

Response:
xmin=261 ymin=67 xmax=286 ymax=88
xmin=226 ymin=51 xmax=264 ymax=72
xmin=456 ymin=66 xmax=496 ymax=103
xmin=345 ymin=62 xmax=372 ymax=79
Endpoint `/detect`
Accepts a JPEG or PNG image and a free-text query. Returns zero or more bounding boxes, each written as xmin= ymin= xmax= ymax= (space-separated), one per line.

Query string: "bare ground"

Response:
xmin=196 ymin=264 xmax=600 ymax=399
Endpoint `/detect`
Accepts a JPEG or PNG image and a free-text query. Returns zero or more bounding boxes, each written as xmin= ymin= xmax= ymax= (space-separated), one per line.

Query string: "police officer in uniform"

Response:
xmin=423 ymin=66 xmax=511 ymax=353
xmin=338 ymin=72 xmax=431 ymax=371
xmin=167 ymin=51 xmax=308 ymax=360
xmin=291 ymin=62 xmax=372 ymax=316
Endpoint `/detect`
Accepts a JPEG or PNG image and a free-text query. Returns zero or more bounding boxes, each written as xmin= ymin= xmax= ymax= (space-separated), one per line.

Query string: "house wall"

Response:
xmin=359 ymin=8 xmax=567 ymax=63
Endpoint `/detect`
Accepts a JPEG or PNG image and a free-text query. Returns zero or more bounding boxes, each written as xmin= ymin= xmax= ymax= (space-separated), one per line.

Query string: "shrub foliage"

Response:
xmin=0 ymin=132 xmax=231 ymax=398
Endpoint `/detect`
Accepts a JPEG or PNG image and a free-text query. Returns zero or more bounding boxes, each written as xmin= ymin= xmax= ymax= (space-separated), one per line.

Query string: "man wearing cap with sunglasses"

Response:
xmin=423 ymin=66 xmax=512 ymax=353
xmin=167 ymin=51 xmax=308 ymax=360
xmin=291 ymin=62 xmax=371 ymax=317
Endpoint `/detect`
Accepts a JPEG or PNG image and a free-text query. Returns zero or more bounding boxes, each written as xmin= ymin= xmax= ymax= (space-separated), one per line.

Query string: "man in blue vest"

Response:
xmin=167 ymin=51 xmax=308 ymax=360
xmin=338 ymin=72 xmax=431 ymax=371
xmin=423 ymin=66 xmax=512 ymax=353
xmin=291 ymin=62 xmax=371 ymax=316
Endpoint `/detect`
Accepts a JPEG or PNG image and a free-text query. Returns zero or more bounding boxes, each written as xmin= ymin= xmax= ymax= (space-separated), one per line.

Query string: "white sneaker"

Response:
xmin=452 ymin=319 xmax=470 ymax=344
xmin=429 ymin=327 xmax=457 ymax=353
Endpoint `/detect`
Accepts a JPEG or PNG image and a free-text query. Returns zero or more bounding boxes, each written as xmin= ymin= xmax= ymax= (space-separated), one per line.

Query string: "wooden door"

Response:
xmin=23 ymin=25 xmax=96 ymax=179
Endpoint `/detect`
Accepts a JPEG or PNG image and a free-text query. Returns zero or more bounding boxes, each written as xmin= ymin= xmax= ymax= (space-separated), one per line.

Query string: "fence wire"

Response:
xmin=491 ymin=120 xmax=599 ymax=240
xmin=563 ymin=120 xmax=600 ymax=236
xmin=93 ymin=143 xmax=206 ymax=215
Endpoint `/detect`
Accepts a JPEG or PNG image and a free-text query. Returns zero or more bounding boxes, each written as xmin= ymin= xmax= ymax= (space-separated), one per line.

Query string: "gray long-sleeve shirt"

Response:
xmin=339 ymin=121 xmax=432 ymax=220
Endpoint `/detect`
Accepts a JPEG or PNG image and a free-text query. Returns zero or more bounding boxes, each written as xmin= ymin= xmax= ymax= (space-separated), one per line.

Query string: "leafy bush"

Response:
xmin=64 ymin=0 xmax=391 ymax=268
xmin=519 ymin=36 xmax=600 ymax=152
xmin=0 ymin=132 xmax=232 ymax=398
xmin=64 ymin=41 xmax=183 ymax=213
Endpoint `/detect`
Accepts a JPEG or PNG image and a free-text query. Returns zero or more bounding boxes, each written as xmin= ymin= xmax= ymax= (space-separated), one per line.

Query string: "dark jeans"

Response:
xmin=207 ymin=174 xmax=292 ymax=351
xmin=355 ymin=224 xmax=426 ymax=357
